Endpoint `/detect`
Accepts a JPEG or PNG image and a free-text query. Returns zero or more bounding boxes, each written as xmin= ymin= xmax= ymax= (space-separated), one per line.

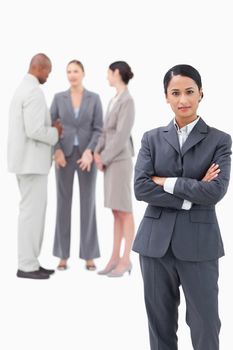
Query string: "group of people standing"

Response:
xmin=52 ymin=59 xmax=135 ymax=276
xmin=7 ymin=53 xmax=232 ymax=350
xmin=8 ymin=53 xmax=135 ymax=279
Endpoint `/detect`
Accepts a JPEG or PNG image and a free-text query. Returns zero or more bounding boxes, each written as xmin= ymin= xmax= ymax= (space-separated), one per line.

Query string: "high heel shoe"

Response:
xmin=97 ymin=262 xmax=118 ymax=275
xmin=85 ymin=259 xmax=96 ymax=271
xmin=86 ymin=264 xmax=96 ymax=271
xmin=57 ymin=263 xmax=68 ymax=271
xmin=57 ymin=259 xmax=68 ymax=271
xmin=107 ymin=262 xmax=132 ymax=278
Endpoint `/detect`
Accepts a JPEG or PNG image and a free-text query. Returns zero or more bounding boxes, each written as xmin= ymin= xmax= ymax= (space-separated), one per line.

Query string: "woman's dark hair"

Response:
xmin=67 ymin=59 xmax=85 ymax=72
xmin=109 ymin=61 xmax=134 ymax=84
xmin=163 ymin=64 xmax=203 ymax=97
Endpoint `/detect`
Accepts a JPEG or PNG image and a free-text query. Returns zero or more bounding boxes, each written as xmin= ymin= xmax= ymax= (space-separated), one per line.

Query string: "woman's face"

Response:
xmin=107 ymin=68 xmax=120 ymax=86
xmin=166 ymin=75 xmax=203 ymax=124
xmin=67 ymin=63 xmax=84 ymax=87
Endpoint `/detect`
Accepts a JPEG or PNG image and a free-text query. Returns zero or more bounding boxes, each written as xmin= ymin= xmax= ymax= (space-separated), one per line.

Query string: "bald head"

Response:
xmin=29 ymin=53 xmax=51 ymax=69
xmin=28 ymin=53 xmax=52 ymax=84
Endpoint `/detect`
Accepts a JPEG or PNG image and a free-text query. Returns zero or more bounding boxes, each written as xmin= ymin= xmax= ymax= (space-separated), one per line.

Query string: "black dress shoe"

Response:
xmin=16 ymin=269 xmax=50 ymax=279
xmin=39 ymin=266 xmax=55 ymax=275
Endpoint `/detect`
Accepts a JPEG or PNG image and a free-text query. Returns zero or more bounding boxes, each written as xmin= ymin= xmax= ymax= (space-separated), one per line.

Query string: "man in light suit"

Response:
xmin=8 ymin=53 xmax=63 ymax=279
xmin=133 ymin=65 xmax=232 ymax=349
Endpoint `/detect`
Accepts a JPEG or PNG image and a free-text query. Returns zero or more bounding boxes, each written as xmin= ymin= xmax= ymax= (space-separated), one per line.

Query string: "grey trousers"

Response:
xmin=53 ymin=146 xmax=100 ymax=260
xmin=17 ymin=174 xmax=47 ymax=271
xmin=139 ymin=246 xmax=220 ymax=350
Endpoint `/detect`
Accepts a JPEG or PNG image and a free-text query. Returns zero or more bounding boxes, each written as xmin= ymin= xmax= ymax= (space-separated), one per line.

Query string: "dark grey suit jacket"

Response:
xmin=133 ymin=118 xmax=232 ymax=261
xmin=51 ymin=89 xmax=103 ymax=156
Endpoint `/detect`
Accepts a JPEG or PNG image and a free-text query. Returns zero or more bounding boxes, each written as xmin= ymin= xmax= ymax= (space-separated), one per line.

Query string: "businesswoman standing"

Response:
xmin=51 ymin=60 xmax=103 ymax=271
xmin=94 ymin=61 xmax=135 ymax=277
xmin=133 ymin=64 xmax=232 ymax=350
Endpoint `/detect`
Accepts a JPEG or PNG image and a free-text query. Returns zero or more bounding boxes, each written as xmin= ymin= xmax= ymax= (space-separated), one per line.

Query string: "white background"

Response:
xmin=1 ymin=1 xmax=233 ymax=349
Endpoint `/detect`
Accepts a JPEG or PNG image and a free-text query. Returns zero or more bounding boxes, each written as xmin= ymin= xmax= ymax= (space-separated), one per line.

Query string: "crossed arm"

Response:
xmin=152 ymin=163 xmax=220 ymax=186
xmin=134 ymin=132 xmax=232 ymax=208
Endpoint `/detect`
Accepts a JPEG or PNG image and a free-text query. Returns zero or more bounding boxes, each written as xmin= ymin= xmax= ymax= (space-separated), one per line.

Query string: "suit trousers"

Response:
xmin=17 ymin=174 xmax=47 ymax=271
xmin=139 ymin=246 xmax=220 ymax=350
xmin=53 ymin=146 xmax=100 ymax=260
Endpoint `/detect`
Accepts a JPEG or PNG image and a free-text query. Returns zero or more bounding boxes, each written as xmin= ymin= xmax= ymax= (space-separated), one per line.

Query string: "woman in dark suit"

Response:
xmin=133 ymin=64 xmax=232 ymax=350
xmin=51 ymin=60 xmax=103 ymax=271
xmin=94 ymin=61 xmax=135 ymax=277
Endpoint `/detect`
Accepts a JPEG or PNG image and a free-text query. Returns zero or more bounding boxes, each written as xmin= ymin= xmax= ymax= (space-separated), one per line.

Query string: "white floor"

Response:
xmin=1 ymin=170 xmax=232 ymax=350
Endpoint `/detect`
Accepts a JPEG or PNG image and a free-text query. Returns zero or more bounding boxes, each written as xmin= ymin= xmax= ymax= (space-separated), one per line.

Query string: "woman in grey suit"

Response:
xmin=133 ymin=64 xmax=232 ymax=350
xmin=94 ymin=61 xmax=135 ymax=277
xmin=51 ymin=60 xmax=103 ymax=271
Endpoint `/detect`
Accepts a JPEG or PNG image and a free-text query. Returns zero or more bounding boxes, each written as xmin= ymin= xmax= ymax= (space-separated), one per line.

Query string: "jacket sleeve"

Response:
xmin=50 ymin=94 xmax=62 ymax=151
xmin=23 ymin=88 xmax=58 ymax=146
xmin=100 ymin=99 xmax=135 ymax=166
xmin=174 ymin=133 xmax=232 ymax=205
xmin=86 ymin=95 xmax=103 ymax=151
xmin=95 ymin=131 xmax=105 ymax=153
xmin=134 ymin=132 xmax=184 ymax=209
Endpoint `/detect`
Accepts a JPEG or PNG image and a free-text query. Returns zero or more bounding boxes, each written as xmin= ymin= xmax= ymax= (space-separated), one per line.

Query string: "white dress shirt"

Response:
xmin=73 ymin=107 xmax=80 ymax=146
xmin=164 ymin=117 xmax=200 ymax=210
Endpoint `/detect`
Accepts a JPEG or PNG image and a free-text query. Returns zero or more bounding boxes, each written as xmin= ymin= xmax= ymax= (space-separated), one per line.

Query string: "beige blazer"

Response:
xmin=95 ymin=88 xmax=135 ymax=166
xmin=7 ymin=74 xmax=58 ymax=174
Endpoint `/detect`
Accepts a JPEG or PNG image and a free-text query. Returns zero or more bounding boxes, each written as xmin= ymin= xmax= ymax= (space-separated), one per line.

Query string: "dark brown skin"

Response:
xmin=28 ymin=53 xmax=52 ymax=84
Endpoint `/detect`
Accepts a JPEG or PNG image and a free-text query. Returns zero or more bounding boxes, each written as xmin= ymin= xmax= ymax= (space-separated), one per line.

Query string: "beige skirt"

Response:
xmin=104 ymin=158 xmax=133 ymax=212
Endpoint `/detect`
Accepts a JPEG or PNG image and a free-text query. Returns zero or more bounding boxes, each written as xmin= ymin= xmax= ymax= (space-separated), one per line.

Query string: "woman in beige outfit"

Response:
xmin=94 ymin=61 xmax=135 ymax=277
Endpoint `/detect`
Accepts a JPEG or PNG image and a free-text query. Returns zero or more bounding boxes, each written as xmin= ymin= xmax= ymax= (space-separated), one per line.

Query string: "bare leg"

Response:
xmin=98 ymin=210 xmax=123 ymax=273
xmin=111 ymin=211 xmax=134 ymax=273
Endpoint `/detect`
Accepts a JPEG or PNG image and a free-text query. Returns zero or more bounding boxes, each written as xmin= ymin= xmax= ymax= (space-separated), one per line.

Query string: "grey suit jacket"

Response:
xmin=7 ymin=74 xmax=58 ymax=174
xmin=51 ymin=89 xmax=103 ymax=156
xmin=95 ymin=88 xmax=135 ymax=166
xmin=133 ymin=118 xmax=232 ymax=261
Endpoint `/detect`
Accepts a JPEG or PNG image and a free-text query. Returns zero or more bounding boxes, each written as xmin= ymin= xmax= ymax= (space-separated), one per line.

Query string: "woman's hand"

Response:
xmin=54 ymin=149 xmax=67 ymax=168
xmin=202 ymin=163 xmax=220 ymax=182
xmin=94 ymin=152 xmax=105 ymax=171
xmin=77 ymin=149 xmax=93 ymax=172
xmin=150 ymin=163 xmax=220 ymax=187
xmin=151 ymin=176 xmax=166 ymax=186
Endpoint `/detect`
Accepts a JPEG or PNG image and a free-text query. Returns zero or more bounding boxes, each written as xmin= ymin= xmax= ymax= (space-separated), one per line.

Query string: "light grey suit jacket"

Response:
xmin=95 ymin=88 xmax=135 ymax=166
xmin=7 ymin=74 xmax=58 ymax=174
xmin=133 ymin=118 xmax=232 ymax=261
xmin=50 ymin=89 xmax=103 ymax=156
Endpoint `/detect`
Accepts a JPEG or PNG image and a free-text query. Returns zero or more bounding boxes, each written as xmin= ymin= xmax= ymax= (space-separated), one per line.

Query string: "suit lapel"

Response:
xmin=163 ymin=120 xmax=181 ymax=155
xmin=77 ymin=89 xmax=91 ymax=124
xmin=103 ymin=90 xmax=122 ymax=127
xmin=62 ymin=89 xmax=91 ymax=124
xmin=63 ymin=90 xmax=75 ymax=118
xmin=181 ymin=118 xmax=208 ymax=156
xmin=107 ymin=88 xmax=130 ymax=114
xmin=163 ymin=118 xmax=209 ymax=156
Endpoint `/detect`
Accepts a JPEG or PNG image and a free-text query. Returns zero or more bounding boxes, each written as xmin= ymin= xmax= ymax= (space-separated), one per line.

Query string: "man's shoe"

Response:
xmin=39 ymin=266 xmax=55 ymax=275
xmin=16 ymin=269 xmax=50 ymax=279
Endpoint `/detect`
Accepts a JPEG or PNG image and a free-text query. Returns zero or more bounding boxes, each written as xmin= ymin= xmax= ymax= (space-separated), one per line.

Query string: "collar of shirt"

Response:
xmin=26 ymin=73 xmax=40 ymax=85
xmin=174 ymin=116 xmax=200 ymax=136
xmin=109 ymin=91 xmax=125 ymax=112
